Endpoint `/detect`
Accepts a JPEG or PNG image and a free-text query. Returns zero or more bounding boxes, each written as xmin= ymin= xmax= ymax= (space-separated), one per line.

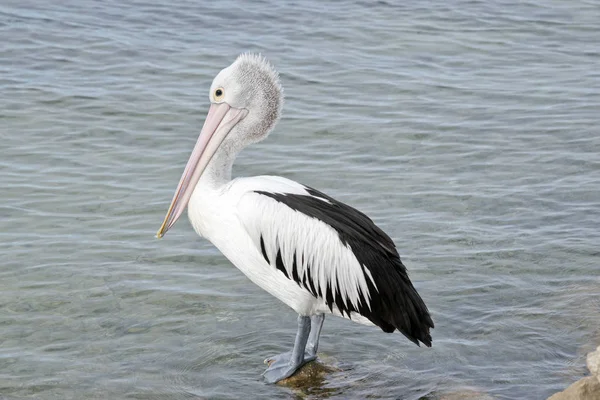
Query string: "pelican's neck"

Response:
xmin=196 ymin=140 xmax=239 ymax=190
xmin=189 ymin=140 xmax=242 ymax=237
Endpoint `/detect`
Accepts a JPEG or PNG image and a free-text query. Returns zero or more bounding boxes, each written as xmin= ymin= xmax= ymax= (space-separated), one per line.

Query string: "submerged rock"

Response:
xmin=434 ymin=388 xmax=496 ymax=400
xmin=276 ymin=360 xmax=338 ymax=388
xmin=268 ymin=355 xmax=341 ymax=397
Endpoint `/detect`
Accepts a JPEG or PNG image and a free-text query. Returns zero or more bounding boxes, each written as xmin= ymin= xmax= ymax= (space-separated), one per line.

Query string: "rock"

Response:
xmin=435 ymin=388 xmax=496 ymax=400
xmin=547 ymin=344 xmax=600 ymax=400
xmin=588 ymin=346 xmax=600 ymax=383
xmin=267 ymin=355 xmax=342 ymax=398
xmin=547 ymin=377 xmax=600 ymax=400
xmin=276 ymin=360 xmax=337 ymax=388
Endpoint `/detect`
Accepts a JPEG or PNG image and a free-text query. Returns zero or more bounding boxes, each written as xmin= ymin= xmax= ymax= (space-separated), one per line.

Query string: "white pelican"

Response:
xmin=157 ymin=54 xmax=434 ymax=383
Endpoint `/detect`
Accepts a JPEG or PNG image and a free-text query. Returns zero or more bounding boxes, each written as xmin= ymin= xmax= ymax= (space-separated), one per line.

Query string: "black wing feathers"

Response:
xmin=255 ymin=186 xmax=434 ymax=347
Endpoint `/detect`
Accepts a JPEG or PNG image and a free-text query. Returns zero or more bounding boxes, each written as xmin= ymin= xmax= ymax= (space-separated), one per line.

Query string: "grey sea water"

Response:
xmin=1 ymin=1 xmax=599 ymax=399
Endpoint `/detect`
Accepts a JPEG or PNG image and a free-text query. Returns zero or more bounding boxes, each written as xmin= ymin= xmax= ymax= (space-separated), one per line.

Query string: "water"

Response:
xmin=1 ymin=1 xmax=599 ymax=398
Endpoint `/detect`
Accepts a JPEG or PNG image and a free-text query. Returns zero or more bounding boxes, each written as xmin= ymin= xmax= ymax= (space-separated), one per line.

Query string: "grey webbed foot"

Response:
xmin=264 ymin=350 xmax=317 ymax=366
xmin=262 ymin=351 xmax=313 ymax=383
xmin=262 ymin=314 xmax=325 ymax=384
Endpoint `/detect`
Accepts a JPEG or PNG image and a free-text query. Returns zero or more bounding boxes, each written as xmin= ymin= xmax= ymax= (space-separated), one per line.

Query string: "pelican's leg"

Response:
xmin=305 ymin=313 xmax=324 ymax=360
xmin=263 ymin=315 xmax=311 ymax=383
xmin=263 ymin=314 xmax=324 ymax=367
xmin=263 ymin=314 xmax=325 ymax=365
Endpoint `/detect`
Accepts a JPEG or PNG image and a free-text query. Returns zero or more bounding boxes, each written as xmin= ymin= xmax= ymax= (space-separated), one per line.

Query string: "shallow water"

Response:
xmin=1 ymin=1 xmax=599 ymax=399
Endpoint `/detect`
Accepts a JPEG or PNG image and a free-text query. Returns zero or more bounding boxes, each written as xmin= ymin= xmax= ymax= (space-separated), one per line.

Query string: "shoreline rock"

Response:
xmin=547 ymin=346 xmax=600 ymax=400
xmin=588 ymin=347 xmax=600 ymax=384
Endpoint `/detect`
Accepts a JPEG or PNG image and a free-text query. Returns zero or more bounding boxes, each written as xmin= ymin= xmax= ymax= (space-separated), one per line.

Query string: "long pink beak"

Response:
xmin=156 ymin=102 xmax=247 ymax=238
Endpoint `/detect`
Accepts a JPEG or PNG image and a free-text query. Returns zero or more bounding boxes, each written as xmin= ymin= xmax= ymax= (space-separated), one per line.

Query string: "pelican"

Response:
xmin=156 ymin=54 xmax=434 ymax=383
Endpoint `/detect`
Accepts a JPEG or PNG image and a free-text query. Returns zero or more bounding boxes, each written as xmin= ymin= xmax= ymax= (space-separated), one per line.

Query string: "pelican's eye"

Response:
xmin=214 ymin=88 xmax=224 ymax=102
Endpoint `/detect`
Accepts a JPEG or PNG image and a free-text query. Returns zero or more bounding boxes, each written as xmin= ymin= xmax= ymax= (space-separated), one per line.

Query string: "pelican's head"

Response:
xmin=210 ymin=53 xmax=283 ymax=145
xmin=157 ymin=54 xmax=283 ymax=238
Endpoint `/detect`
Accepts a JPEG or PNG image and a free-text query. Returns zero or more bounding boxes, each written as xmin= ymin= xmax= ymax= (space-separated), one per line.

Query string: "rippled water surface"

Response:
xmin=2 ymin=1 xmax=599 ymax=399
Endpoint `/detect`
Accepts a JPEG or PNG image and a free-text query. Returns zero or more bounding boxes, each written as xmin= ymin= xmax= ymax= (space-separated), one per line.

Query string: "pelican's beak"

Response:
xmin=156 ymin=102 xmax=248 ymax=238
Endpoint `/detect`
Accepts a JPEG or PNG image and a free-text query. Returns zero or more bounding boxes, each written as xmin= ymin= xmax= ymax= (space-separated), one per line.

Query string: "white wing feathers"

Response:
xmin=233 ymin=176 xmax=376 ymax=313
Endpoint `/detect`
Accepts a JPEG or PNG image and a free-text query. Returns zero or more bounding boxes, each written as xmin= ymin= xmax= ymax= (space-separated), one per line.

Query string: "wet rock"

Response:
xmin=276 ymin=360 xmax=337 ymax=388
xmin=547 ymin=377 xmax=600 ymax=400
xmin=271 ymin=356 xmax=341 ymax=398
xmin=434 ymin=388 xmax=496 ymax=400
